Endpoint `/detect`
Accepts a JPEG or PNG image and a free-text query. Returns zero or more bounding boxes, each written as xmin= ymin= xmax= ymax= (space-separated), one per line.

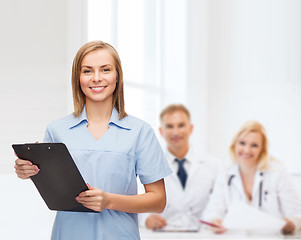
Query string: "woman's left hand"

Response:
xmin=282 ymin=218 xmax=295 ymax=235
xmin=76 ymin=184 xmax=109 ymax=212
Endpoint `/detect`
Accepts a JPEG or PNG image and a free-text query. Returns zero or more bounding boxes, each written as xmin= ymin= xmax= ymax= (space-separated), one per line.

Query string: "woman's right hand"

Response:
xmin=14 ymin=158 xmax=40 ymax=179
xmin=282 ymin=218 xmax=295 ymax=235
xmin=211 ymin=219 xmax=227 ymax=234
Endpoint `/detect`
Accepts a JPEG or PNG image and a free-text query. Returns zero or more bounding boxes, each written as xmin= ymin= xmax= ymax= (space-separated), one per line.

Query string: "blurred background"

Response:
xmin=0 ymin=0 xmax=300 ymax=239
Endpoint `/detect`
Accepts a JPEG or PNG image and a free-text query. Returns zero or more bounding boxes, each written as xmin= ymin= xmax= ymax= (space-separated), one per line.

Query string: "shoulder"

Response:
xmin=217 ymin=163 xmax=238 ymax=182
xmin=200 ymin=152 xmax=220 ymax=163
xmin=265 ymin=158 xmax=290 ymax=178
xmin=121 ymin=114 xmax=154 ymax=133
xmin=203 ymin=153 xmax=223 ymax=174
xmin=190 ymin=147 xmax=225 ymax=174
xmin=118 ymin=115 xmax=159 ymax=147
xmin=46 ymin=113 xmax=75 ymax=131
xmin=44 ymin=113 xmax=77 ymax=142
xmin=190 ymin=145 xmax=220 ymax=163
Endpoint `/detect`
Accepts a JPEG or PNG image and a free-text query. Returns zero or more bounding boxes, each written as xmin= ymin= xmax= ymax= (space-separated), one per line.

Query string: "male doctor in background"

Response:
xmin=139 ymin=104 xmax=221 ymax=231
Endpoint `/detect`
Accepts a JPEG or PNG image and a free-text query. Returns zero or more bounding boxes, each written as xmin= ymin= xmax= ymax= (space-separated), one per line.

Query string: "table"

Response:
xmin=140 ymin=228 xmax=301 ymax=240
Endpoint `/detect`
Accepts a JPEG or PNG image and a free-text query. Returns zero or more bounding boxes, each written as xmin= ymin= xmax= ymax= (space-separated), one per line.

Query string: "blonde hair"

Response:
xmin=229 ymin=121 xmax=269 ymax=170
xmin=72 ymin=40 xmax=127 ymax=120
xmin=160 ymin=104 xmax=191 ymax=122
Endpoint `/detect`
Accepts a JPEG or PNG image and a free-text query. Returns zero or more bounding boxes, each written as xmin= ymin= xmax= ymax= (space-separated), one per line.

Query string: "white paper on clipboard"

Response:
xmin=223 ymin=200 xmax=285 ymax=231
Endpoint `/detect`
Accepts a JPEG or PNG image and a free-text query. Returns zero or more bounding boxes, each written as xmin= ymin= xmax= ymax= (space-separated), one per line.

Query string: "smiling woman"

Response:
xmin=230 ymin=121 xmax=268 ymax=171
xmin=80 ymin=49 xmax=117 ymax=114
xmin=14 ymin=40 xmax=172 ymax=240
xmin=203 ymin=121 xmax=301 ymax=235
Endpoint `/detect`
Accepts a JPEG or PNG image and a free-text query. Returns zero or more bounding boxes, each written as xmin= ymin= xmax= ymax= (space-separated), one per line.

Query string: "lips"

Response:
xmin=90 ymin=86 xmax=105 ymax=92
xmin=239 ymin=153 xmax=253 ymax=159
xmin=171 ymin=136 xmax=182 ymax=142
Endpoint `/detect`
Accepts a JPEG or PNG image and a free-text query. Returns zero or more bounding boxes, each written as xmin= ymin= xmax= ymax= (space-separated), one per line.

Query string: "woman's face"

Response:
xmin=234 ymin=131 xmax=263 ymax=167
xmin=80 ymin=48 xmax=117 ymax=105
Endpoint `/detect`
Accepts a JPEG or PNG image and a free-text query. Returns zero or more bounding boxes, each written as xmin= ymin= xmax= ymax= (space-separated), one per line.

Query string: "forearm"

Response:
xmin=77 ymin=179 xmax=167 ymax=213
xmin=106 ymin=190 xmax=166 ymax=213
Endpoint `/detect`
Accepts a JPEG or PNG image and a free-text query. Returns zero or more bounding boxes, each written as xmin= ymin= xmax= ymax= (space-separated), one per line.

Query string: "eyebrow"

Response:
xmin=81 ymin=64 xmax=112 ymax=69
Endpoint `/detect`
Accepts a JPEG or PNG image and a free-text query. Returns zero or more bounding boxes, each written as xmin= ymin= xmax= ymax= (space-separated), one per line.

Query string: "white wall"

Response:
xmin=0 ymin=1 xmax=86 ymax=239
xmin=186 ymin=0 xmax=210 ymax=153
xmin=0 ymin=0 xmax=87 ymax=174
xmin=0 ymin=0 xmax=69 ymax=174
xmin=204 ymin=0 xmax=301 ymax=173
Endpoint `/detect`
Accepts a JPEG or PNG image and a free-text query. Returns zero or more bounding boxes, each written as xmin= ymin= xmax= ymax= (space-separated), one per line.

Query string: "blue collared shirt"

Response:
xmin=44 ymin=107 xmax=172 ymax=240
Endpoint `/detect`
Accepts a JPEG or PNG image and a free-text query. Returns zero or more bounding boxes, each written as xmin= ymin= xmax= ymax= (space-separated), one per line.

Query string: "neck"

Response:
xmin=238 ymin=163 xmax=257 ymax=177
xmin=168 ymin=144 xmax=189 ymax=159
xmin=85 ymin=99 xmax=113 ymax=123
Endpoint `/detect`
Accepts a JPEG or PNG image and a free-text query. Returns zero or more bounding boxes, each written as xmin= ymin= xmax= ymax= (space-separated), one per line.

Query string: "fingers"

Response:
xmin=76 ymin=186 xmax=107 ymax=212
xmin=212 ymin=226 xmax=227 ymax=234
xmin=80 ymin=202 xmax=99 ymax=211
xmin=146 ymin=214 xmax=167 ymax=230
xmin=211 ymin=219 xmax=227 ymax=234
xmin=282 ymin=218 xmax=295 ymax=235
xmin=155 ymin=217 xmax=167 ymax=229
xmin=76 ymin=195 xmax=102 ymax=204
xmin=14 ymin=158 xmax=40 ymax=179
xmin=15 ymin=158 xmax=32 ymax=166
xmin=79 ymin=188 xmax=100 ymax=197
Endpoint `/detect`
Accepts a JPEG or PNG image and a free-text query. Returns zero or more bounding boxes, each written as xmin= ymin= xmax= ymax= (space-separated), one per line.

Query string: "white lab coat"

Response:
xmin=139 ymin=146 xmax=221 ymax=229
xmin=203 ymin=160 xmax=301 ymax=231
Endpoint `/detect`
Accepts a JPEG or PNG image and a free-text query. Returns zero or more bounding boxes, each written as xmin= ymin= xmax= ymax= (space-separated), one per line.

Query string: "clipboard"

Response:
xmin=12 ymin=142 xmax=96 ymax=212
xmin=154 ymin=225 xmax=200 ymax=232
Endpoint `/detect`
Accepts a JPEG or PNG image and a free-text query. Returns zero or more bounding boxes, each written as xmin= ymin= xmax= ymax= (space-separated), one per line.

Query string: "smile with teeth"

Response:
xmin=90 ymin=86 xmax=105 ymax=90
xmin=90 ymin=86 xmax=106 ymax=92
xmin=240 ymin=153 xmax=253 ymax=159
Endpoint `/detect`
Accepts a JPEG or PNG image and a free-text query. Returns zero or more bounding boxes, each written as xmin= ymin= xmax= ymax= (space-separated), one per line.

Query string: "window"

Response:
xmin=87 ymin=0 xmax=187 ymax=129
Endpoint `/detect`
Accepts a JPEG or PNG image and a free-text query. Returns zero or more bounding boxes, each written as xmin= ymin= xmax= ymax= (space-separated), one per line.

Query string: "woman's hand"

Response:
xmin=282 ymin=218 xmax=295 ymax=235
xmin=76 ymin=184 xmax=109 ymax=212
xmin=211 ymin=219 xmax=227 ymax=234
xmin=14 ymin=157 xmax=40 ymax=179
xmin=145 ymin=214 xmax=167 ymax=230
xmin=76 ymin=179 xmax=166 ymax=214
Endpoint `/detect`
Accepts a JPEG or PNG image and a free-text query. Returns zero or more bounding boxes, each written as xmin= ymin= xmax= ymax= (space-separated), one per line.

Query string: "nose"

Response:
xmin=93 ymin=71 xmax=102 ymax=82
xmin=172 ymin=127 xmax=181 ymax=136
xmin=243 ymin=145 xmax=252 ymax=153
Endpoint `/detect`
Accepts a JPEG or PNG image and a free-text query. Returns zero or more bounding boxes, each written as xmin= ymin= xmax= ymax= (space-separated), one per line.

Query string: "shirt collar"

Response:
xmin=228 ymin=164 xmax=240 ymax=176
xmin=69 ymin=106 xmax=131 ymax=130
xmin=228 ymin=163 xmax=266 ymax=177
xmin=165 ymin=148 xmax=190 ymax=164
xmin=109 ymin=107 xmax=131 ymax=130
xmin=165 ymin=144 xmax=207 ymax=165
xmin=69 ymin=106 xmax=88 ymax=129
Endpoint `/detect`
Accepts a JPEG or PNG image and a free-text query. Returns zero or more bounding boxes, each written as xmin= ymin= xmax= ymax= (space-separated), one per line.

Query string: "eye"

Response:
xmin=102 ymin=68 xmax=111 ymax=72
xmin=81 ymin=68 xmax=92 ymax=74
xmin=251 ymin=143 xmax=259 ymax=148
xmin=179 ymin=123 xmax=185 ymax=128
xmin=238 ymin=141 xmax=245 ymax=146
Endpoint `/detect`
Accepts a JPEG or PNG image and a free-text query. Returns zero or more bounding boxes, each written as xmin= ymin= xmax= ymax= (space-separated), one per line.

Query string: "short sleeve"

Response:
xmin=43 ymin=126 xmax=54 ymax=143
xmin=135 ymin=123 xmax=172 ymax=184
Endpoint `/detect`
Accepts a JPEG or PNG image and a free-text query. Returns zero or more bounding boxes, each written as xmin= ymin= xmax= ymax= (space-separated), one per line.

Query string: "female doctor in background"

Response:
xmin=203 ymin=121 xmax=301 ymax=234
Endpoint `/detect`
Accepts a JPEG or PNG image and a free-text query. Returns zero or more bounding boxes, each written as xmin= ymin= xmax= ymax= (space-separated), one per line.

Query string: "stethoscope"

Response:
xmin=228 ymin=172 xmax=267 ymax=207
